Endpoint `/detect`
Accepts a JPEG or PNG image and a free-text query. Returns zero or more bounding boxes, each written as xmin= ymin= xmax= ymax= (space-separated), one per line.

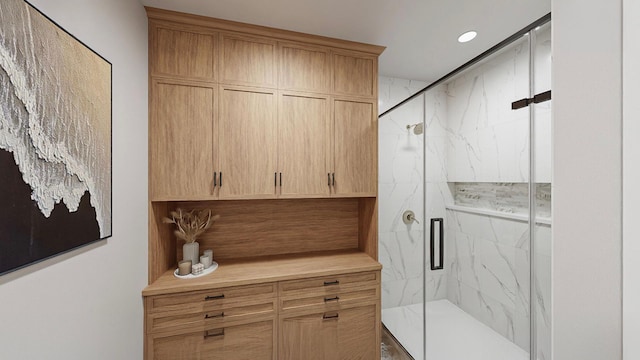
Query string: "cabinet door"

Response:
xmin=278 ymin=93 xmax=331 ymax=198
xmin=279 ymin=43 xmax=331 ymax=93
xmin=333 ymin=99 xmax=377 ymax=196
xmin=150 ymin=80 xmax=215 ymax=200
xmin=332 ymin=52 xmax=376 ymax=98
xmin=219 ymin=86 xmax=277 ymax=199
xmin=151 ymin=23 xmax=217 ymax=81
xmin=221 ymin=34 xmax=277 ymax=88
xmin=151 ymin=320 xmax=275 ymax=360
xmin=279 ymin=305 xmax=377 ymax=360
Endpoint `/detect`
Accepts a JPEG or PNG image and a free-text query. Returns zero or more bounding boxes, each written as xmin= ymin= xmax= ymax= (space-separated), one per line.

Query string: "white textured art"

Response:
xmin=0 ymin=0 xmax=111 ymax=274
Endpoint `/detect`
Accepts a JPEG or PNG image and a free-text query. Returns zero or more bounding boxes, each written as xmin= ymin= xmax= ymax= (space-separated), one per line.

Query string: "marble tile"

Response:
xmin=425 ymin=273 xmax=447 ymax=301
xmin=378 ymin=76 xmax=428 ymax=115
xmin=425 ymin=137 xmax=448 ymax=182
xmin=382 ymin=276 xmax=424 ymax=309
xmin=378 ymin=182 xmax=424 ymax=233
xmin=379 ymin=230 xmax=424 ymax=282
xmin=455 ymin=281 xmax=517 ymax=343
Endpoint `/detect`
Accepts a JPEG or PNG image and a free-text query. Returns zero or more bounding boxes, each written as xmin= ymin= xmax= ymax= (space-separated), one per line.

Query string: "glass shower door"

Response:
xmin=379 ymin=94 xmax=426 ymax=360
xmin=426 ymin=32 xmax=533 ymax=360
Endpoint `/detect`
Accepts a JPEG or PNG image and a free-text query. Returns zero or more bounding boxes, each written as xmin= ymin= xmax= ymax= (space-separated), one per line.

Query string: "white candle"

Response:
xmin=178 ymin=260 xmax=192 ymax=276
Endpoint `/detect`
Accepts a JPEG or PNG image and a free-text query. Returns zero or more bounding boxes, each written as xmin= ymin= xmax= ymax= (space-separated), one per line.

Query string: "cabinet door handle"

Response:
xmin=279 ymin=172 xmax=282 ymax=187
xmin=204 ymin=329 xmax=225 ymax=338
xmin=214 ymin=172 xmax=217 ymax=187
xmin=332 ymin=173 xmax=335 ymax=186
xmin=205 ymin=312 xmax=224 ymax=319
xmin=204 ymin=294 xmax=225 ymax=301
xmin=328 ymin=173 xmax=331 ymax=186
xmin=322 ymin=313 xmax=339 ymax=320
xmin=323 ymin=280 xmax=339 ymax=286
xmin=324 ymin=296 xmax=340 ymax=302
xmin=275 ymin=172 xmax=277 ymax=187
xmin=219 ymin=172 xmax=222 ymax=187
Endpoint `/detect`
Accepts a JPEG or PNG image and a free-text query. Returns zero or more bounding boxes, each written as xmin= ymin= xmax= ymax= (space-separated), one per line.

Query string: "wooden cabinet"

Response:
xmin=148 ymin=12 xmax=381 ymax=201
xmin=150 ymin=320 xmax=275 ymax=360
xmin=333 ymin=98 xmax=377 ymax=196
xmin=145 ymin=8 xmax=384 ymax=360
xmin=151 ymin=24 xmax=218 ymax=81
xmin=278 ymin=271 xmax=380 ymax=360
xmin=221 ymin=33 xmax=277 ymax=88
xmin=333 ymin=51 xmax=376 ymax=98
xmin=279 ymin=42 xmax=331 ymax=93
xmin=150 ymin=79 xmax=216 ymax=200
xmin=278 ymin=92 xmax=331 ymax=198
xmin=279 ymin=305 xmax=377 ymax=360
xmin=218 ymin=85 xmax=278 ymax=199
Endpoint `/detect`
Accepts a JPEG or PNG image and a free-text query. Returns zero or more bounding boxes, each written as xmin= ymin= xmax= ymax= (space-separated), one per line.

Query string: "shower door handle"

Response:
xmin=430 ymin=218 xmax=444 ymax=270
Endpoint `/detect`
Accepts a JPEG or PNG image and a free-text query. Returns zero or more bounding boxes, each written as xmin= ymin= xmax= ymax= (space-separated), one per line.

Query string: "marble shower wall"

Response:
xmin=444 ymin=37 xmax=534 ymax=183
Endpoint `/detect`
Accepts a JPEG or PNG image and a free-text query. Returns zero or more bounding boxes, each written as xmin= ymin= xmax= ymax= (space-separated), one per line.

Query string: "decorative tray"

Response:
xmin=173 ymin=261 xmax=218 ymax=279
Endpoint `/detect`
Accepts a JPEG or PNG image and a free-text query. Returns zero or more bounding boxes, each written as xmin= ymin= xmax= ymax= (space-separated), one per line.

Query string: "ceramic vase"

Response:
xmin=183 ymin=242 xmax=200 ymax=265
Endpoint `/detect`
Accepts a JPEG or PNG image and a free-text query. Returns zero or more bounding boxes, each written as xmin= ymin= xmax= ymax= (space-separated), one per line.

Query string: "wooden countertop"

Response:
xmin=142 ymin=250 xmax=382 ymax=297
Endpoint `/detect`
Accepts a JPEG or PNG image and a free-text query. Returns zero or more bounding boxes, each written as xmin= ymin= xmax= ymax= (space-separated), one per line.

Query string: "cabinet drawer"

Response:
xmin=280 ymin=288 xmax=377 ymax=314
xmin=149 ymin=298 xmax=276 ymax=335
xmin=148 ymin=283 xmax=276 ymax=316
xmin=279 ymin=271 xmax=378 ymax=297
xmin=151 ymin=319 xmax=275 ymax=360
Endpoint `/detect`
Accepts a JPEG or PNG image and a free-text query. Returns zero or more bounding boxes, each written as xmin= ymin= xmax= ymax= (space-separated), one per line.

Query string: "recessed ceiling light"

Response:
xmin=458 ymin=31 xmax=477 ymax=43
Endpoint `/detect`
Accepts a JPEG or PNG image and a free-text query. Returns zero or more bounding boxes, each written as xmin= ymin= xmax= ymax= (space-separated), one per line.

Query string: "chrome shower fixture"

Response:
xmin=406 ymin=122 xmax=424 ymax=135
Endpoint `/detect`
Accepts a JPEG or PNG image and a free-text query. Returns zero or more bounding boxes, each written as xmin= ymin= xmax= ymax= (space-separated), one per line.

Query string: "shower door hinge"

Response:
xmin=511 ymin=90 xmax=552 ymax=110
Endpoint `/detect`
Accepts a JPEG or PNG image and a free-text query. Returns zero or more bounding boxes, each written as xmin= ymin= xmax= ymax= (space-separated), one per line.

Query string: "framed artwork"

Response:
xmin=0 ymin=0 xmax=112 ymax=275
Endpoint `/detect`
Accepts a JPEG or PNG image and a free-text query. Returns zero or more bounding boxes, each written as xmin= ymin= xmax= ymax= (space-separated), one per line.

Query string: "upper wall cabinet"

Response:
xmin=150 ymin=79 xmax=216 ymax=200
xmin=333 ymin=51 xmax=376 ymax=98
xmin=147 ymin=8 xmax=383 ymax=201
xmin=221 ymin=34 xmax=277 ymax=88
xmin=151 ymin=22 xmax=218 ymax=81
xmin=279 ymin=43 xmax=331 ymax=93
xmin=218 ymin=85 xmax=278 ymax=199
xmin=333 ymin=98 xmax=377 ymax=196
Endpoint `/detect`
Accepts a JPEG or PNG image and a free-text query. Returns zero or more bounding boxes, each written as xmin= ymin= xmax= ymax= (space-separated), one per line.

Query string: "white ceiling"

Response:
xmin=139 ymin=0 xmax=550 ymax=83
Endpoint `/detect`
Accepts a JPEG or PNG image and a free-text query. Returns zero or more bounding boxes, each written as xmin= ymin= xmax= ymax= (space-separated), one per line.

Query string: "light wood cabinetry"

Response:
xmin=150 ymin=79 xmax=216 ymax=200
xmin=333 ymin=98 xmax=377 ymax=196
xmin=279 ymin=42 xmax=331 ymax=93
xmin=218 ymin=85 xmax=278 ymax=199
xmin=278 ymin=92 xmax=331 ymax=197
xmin=221 ymin=33 xmax=277 ymax=88
xmin=333 ymin=51 xmax=377 ymax=98
xmin=279 ymin=305 xmax=378 ymax=360
xmin=145 ymin=7 xmax=384 ymax=360
xmin=151 ymin=24 xmax=218 ymax=81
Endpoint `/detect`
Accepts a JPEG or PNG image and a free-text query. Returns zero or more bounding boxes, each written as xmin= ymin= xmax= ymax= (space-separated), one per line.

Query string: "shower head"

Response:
xmin=406 ymin=123 xmax=424 ymax=135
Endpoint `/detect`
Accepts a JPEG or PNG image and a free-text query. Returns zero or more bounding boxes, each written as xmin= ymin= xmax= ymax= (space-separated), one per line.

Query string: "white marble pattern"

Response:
xmin=378 ymin=76 xmax=428 ymax=115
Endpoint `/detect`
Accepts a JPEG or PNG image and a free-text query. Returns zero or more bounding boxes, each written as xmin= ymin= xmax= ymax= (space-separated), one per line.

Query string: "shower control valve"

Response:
xmin=402 ymin=210 xmax=420 ymax=224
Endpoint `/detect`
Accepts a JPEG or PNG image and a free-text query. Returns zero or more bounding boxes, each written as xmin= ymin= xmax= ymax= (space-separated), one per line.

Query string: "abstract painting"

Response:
xmin=0 ymin=0 xmax=112 ymax=275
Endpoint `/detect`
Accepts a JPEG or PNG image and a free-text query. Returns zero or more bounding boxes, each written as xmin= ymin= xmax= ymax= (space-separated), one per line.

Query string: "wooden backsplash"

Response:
xmin=170 ymin=198 xmax=360 ymax=261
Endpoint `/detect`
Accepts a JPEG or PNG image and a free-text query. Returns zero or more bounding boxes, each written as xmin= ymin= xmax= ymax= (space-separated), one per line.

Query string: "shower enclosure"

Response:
xmin=379 ymin=16 xmax=551 ymax=360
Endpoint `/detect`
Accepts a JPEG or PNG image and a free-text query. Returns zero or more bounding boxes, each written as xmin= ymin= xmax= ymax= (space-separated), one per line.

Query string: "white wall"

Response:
xmin=552 ymin=0 xmax=622 ymax=359
xmin=0 ymin=0 xmax=148 ymax=359
xmin=623 ymin=0 xmax=640 ymax=358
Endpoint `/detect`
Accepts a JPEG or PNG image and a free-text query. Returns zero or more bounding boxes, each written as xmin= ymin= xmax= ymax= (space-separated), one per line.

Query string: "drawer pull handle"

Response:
xmin=205 ymin=312 xmax=225 ymax=319
xmin=323 ymin=313 xmax=339 ymax=320
xmin=205 ymin=294 xmax=225 ymax=301
xmin=323 ymin=280 xmax=339 ymax=286
xmin=324 ymin=296 xmax=340 ymax=302
xmin=204 ymin=329 xmax=225 ymax=338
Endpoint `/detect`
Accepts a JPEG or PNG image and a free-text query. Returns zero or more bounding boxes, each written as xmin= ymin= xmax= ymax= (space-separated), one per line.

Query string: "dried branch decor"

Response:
xmin=163 ymin=209 xmax=219 ymax=243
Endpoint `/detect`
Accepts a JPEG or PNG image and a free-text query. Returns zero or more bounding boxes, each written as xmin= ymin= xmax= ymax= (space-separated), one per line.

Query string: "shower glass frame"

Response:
xmin=379 ymin=13 xmax=552 ymax=360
